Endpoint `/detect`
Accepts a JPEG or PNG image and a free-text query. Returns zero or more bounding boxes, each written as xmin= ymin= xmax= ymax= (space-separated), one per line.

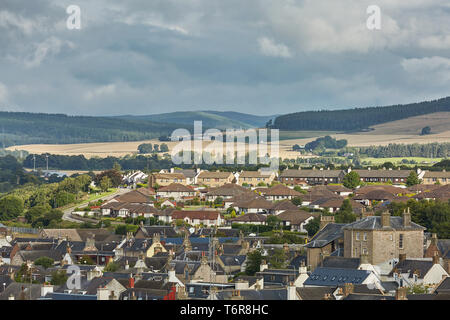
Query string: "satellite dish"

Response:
xmin=189 ymin=227 xmax=195 ymax=234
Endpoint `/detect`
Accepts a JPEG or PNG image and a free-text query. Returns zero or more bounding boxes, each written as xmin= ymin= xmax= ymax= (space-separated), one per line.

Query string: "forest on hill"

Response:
xmin=0 ymin=112 xmax=186 ymax=147
xmin=273 ymin=96 xmax=450 ymax=131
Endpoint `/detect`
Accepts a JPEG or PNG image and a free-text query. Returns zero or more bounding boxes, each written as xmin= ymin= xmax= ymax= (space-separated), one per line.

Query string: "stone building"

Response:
xmin=343 ymin=209 xmax=425 ymax=266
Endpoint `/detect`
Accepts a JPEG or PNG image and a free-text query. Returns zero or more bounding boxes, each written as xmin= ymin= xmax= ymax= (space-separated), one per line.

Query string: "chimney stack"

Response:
xmin=395 ymin=287 xmax=408 ymax=300
xmin=403 ymin=207 xmax=411 ymax=227
xmin=381 ymin=211 xmax=391 ymax=228
xmin=128 ymin=274 xmax=135 ymax=289
xmin=431 ymin=233 xmax=438 ymax=246
xmin=432 ymin=254 xmax=440 ymax=265
xmin=343 ymin=283 xmax=354 ymax=297
xmin=260 ymin=260 xmax=268 ymax=272
xmin=319 ymin=215 xmax=335 ymax=230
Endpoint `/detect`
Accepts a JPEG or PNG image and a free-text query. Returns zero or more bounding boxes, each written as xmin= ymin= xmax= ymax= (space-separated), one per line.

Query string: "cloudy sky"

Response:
xmin=1 ymin=0 xmax=450 ymax=116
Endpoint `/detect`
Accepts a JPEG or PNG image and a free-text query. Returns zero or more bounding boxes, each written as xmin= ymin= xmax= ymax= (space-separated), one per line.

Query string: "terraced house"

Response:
xmin=197 ymin=171 xmax=235 ymax=188
xmin=351 ymin=168 xmax=424 ymax=184
xmin=149 ymin=172 xmax=186 ymax=187
xmin=422 ymin=170 xmax=450 ymax=185
xmin=279 ymin=168 xmax=345 ymax=185
xmin=238 ymin=170 xmax=276 ymax=186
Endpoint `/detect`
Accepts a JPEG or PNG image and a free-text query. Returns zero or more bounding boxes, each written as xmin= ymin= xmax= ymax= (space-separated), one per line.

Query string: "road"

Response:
xmin=62 ymin=187 xmax=129 ymax=223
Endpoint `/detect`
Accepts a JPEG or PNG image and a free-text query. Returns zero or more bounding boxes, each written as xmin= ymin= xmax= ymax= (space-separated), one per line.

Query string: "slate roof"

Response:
xmin=215 ymin=288 xmax=287 ymax=300
xmin=288 ymin=255 xmax=307 ymax=270
xmin=322 ymin=256 xmax=361 ymax=269
xmin=344 ymin=294 xmax=394 ymax=300
xmin=191 ymin=228 xmax=240 ymax=238
xmin=137 ymin=226 xmax=178 ymax=238
xmin=304 ymin=267 xmax=372 ymax=287
xmin=343 ymin=216 xmax=425 ymax=231
xmin=296 ymin=287 xmax=336 ymax=300
xmin=235 ymin=197 xmax=274 ymax=209
xmin=434 ymin=277 xmax=450 ymax=294
xmin=388 ymin=259 xmax=434 ymax=278
xmin=305 ymin=223 xmax=345 ymax=248
xmin=16 ymin=250 xmax=63 ymax=262
xmin=219 ymin=255 xmax=246 ymax=266
xmin=0 ymin=283 xmax=42 ymax=300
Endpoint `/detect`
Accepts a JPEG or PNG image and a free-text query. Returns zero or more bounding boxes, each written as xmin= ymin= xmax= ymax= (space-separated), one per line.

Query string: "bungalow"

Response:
xmin=263 ymin=184 xmax=303 ymax=201
xmin=205 ymin=183 xmax=250 ymax=202
xmin=276 ymin=210 xmax=314 ymax=233
xmin=171 ymin=210 xmax=224 ymax=227
xmin=197 ymin=171 xmax=235 ymax=188
xmin=233 ymin=197 xmax=274 ymax=214
xmin=230 ymin=213 xmax=267 ymax=225
xmin=156 ymin=183 xmax=196 ymax=201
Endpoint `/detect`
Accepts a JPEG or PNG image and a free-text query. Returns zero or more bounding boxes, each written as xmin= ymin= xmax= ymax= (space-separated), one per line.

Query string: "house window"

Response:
xmin=399 ymin=234 xmax=404 ymax=249
xmin=363 ymin=233 xmax=367 ymax=241
xmin=363 ymin=248 xmax=368 ymax=255
xmin=356 ymin=232 xmax=360 ymax=240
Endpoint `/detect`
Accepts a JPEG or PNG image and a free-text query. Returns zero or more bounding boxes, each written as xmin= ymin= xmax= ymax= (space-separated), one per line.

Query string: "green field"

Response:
xmin=360 ymin=157 xmax=443 ymax=166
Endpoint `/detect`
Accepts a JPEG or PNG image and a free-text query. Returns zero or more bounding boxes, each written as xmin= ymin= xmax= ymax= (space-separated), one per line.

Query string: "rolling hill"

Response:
xmin=0 ymin=112 xmax=186 ymax=147
xmin=273 ymin=96 xmax=450 ymax=131
xmin=115 ymin=111 xmax=278 ymax=129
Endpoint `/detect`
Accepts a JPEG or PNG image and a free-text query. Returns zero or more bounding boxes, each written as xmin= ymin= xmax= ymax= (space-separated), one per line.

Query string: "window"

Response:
xmin=356 ymin=232 xmax=360 ymax=240
xmin=363 ymin=248 xmax=368 ymax=255
xmin=363 ymin=233 xmax=367 ymax=241
xmin=399 ymin=234 xmax=404 ymax=249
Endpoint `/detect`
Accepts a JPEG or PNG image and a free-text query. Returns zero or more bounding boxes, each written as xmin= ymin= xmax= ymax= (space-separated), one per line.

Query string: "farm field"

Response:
xmin=6 ymin=112 xmax=450 ymax=159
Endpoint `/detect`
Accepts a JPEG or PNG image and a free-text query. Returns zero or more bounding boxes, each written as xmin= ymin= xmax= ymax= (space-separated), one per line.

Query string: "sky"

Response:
xmin=1 ymin=0 xmax=450 ymax=116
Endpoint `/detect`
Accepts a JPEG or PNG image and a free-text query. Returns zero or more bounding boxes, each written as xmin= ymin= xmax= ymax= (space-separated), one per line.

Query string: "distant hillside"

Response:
xmin=116 ymin=111 xmax=277 ymax=129
xmin=0 ymin=112 xmax=186 ymax=147
xmin=274 ymin=97 xmax=450 ymax=131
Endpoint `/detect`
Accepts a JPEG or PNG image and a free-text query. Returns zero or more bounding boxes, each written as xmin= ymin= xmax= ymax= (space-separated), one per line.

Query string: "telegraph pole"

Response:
xmin=33 ymin=155 xmax=36 ymax=172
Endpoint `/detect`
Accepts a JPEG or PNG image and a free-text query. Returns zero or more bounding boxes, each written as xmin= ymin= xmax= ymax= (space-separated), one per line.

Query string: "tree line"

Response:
xmin=274 ymin=96 xmax=450 ymax=131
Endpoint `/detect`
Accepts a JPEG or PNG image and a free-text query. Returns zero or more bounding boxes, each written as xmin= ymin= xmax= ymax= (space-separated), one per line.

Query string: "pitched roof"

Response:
xmin=280 ymin=169 xmax=343 ymax=178
xmin=239 ymin=171 xmax=273 ymax=178
xmin=152 ymin=173 xmax=186 ymax=180
xmin=296 ymin=287 xmax=336 ymax=300
xmin=343 ymin=216 xmax=425 ymax=231
xmin=304 ymin=267 xmax=372 ymax=286
xmin=277 ymin=210 xmax=313 ymax=225
xmin=388 ymin=259 xmax=434 ymax=278
xmin=157 ymin=183 xmax=195 ymax=193
xmin=207 ymin=184 xmax=250 ymax=197
xmin=322 ymin=256 xmax=361 ymax=269
xmin=198 ymin=171 xmax=234 ymax=179
xmin=231 ymin=213 xmax=267 ymax=223
xmin=137 ymin=226 xmax=178 ymax=238
xmin=264 ymin=184 xmax=303 ymax=197
xmin=235 ymin=197 xmax=274 ymax=209
xmin=115 ymin=190 xmax=152 ymax=203
xmin=270 ymin=200 xmax=298 ymax=211
xmin=353 ymin=189 xmax=396 ymax=201
xmin=353 ymin=169 xmax=412 ymax=178
xmin=305 ymin=223 xmax=346 ymax=248
xmin=171 ymin=210 xmax=221 ymax=221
